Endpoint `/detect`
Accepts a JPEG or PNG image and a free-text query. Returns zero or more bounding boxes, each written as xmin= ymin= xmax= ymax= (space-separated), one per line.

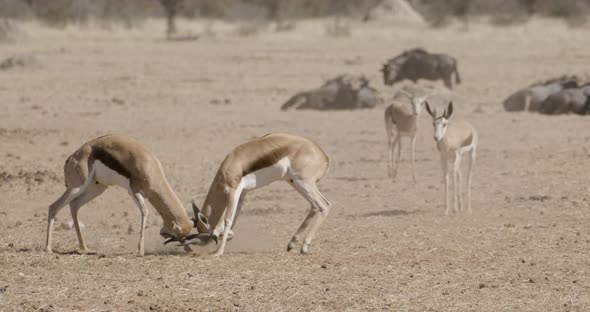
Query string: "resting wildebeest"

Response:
xmin=281 ymin=74 xmax=381 ymax=110
xmin=502 ymin=75 xmax=579 ymax=112
xmin=538 ymin=83 xmax=590 ymax=115
xmin=381 ymin=48 xmax=461 ymax=89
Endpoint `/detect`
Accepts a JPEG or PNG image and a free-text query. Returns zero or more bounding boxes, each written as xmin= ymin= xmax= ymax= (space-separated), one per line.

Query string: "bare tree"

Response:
xmin=158 ymin=0 xmax=182 ymax=38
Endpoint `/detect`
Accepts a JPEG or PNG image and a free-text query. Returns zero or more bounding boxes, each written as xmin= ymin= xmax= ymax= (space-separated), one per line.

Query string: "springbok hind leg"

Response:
xmin=391 ymin=134 xmax=400 ymax=180
xmin=69 ymin=183 xmax=107 ymax=252
xmin=46 ymin=187 xmax=84 ymax=253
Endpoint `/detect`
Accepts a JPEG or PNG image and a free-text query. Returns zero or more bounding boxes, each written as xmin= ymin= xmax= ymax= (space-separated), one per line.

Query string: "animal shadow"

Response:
xmin=361 ymin=209 xmax=420 ymax=217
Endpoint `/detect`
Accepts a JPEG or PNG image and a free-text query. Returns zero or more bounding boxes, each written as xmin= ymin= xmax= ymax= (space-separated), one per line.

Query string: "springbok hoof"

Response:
xmin=300 ymin=245 xmax=309 ymax=255
xmin=287 ymin=242 xmax=295 ymax=252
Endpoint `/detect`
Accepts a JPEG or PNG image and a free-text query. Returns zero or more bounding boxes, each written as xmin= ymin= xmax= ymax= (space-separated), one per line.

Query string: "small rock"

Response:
xmin=478 ymin=283 xmax=486 ymax=289
xmin=321 ymin=264 xmax=327 ymax=269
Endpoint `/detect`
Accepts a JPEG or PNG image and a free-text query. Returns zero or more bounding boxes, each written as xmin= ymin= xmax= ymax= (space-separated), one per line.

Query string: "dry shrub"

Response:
xmin=0 ymin=19 xmax=22 ymax=42
xmin=18 ymin=0 xmax=159 ymax=28
xmin=274 ymin=20 xmax=296 ymax=32
xmin=0 ymin=0 xmax=33 ymax=19
xmin=324 ymin=17 xmax=351 ymax=37
xmin=235 ymin=21 xmax=268 ymax=36
xmin=535 ymin=0 xmax=589 ymax=27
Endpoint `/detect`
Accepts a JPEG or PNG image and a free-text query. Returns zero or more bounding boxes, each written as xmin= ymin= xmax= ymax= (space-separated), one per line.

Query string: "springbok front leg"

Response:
xmin=410 ymin=133 xmax=417 ymax=183
xmin=466 ymin=146 xmax=476 ymax=212
xmin=440 ymin=154 xmax=451 ymax=216
xmin=453 ymin=152 xmax=463 ymax=212
xmin=214 ymin=187 xmax=242 ymax=257
xmin=69 ymin=183 xmax=107 ymax=252
xmin=130 ymin=191 xmax=149 ymax=257
xmin=290 ymin=179 xmax=331 ymax=254
xmin=287 ymin=207 xmax=317 ymax=252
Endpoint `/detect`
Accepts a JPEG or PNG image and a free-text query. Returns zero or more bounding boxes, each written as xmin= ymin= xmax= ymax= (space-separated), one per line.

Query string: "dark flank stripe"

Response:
xmin=93 ymin=148 xmax=131 ymax=179
xmin=241 ymin=146 xmax=290 ymax=177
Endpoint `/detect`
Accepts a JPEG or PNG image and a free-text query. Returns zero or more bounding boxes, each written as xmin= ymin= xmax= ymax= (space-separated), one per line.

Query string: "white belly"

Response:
xmin=94 ymin=160 xmax=131 ymax=189
xmin=240 ymin=157 xmax=290 ymax=191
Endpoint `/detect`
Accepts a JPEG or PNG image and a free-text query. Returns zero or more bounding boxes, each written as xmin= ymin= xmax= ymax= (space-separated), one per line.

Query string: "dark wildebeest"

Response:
xmin=381 ymin=48 xmax=461 ymax=89
xmin=281 ymin=75 xmax=381 ymax=110
xmin=538 ymin=83 xmax=590 ymax=115
xmin=502 ymin=75 xmax=579 ymax=112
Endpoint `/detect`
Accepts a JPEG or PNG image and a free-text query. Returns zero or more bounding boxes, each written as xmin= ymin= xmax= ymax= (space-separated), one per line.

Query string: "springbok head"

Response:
xmin=425 ymin=101 xmax=454 ymax=142
xmin=398 ymin=88 xmax=436 ymax=115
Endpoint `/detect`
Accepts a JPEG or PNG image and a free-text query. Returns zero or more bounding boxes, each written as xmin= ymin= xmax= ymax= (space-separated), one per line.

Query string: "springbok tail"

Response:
xmin=454 ymin=63 xmax=462 ymax=85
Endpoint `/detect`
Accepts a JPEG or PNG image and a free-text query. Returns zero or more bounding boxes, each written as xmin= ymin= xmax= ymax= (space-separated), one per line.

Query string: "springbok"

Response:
xmin=425 ymin=102 xmax=477 ymax=215
xmin=384 ymin=87 xmax=435 ymax=181
xmin=45 ymin=134 xmax=195 ymax=256
xmin=175 ymin=133 xmax=332 ymax=257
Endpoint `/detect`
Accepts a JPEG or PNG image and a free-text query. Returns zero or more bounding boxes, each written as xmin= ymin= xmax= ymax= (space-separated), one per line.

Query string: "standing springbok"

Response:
xmin=177 ymin=133 xmax=332 ymax=257
xmin=424 ymin=102 xmax=477 ymax=215
xmin=45 ymin=134 xmax=195 ymax=256
xmin=384 ymin=87 xmax=434 ymax=181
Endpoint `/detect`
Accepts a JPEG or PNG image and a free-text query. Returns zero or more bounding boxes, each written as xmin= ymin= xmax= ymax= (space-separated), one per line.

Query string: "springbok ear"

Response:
xmin=444 ymin=101 xmax=454 ymax=119
xmin=192 ymin=202 xmax=210 ymax=233
xmin=425 ymin=101 xmax=436 ymax=118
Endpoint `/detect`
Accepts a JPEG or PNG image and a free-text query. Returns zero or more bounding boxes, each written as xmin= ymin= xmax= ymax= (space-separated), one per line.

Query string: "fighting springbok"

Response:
xmin=45 ymin=134 xmax=195 ymax=256
xmin=384 ymin=87 xmax=435 ymax=181
xmin=174 ymin=133 xmax=332 ymax=257
xmin=425 ymin=102 xmax=477 ymax=215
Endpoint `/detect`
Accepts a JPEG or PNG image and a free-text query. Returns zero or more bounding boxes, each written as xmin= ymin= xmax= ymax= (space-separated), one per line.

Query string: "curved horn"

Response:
xmin=192 ymin=201 xmax=210 ymax=233
xmin=398 ymin=88 xmax=414 ymax=100
xmin=183 ymin=233 xmax=217 ymax=246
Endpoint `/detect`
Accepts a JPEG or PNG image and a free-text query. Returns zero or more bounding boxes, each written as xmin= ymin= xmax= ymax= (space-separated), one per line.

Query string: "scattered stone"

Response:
xmin=528 ymin=195 xmax=551 ymax=202
xmin=0 ymin=55 xmax=38 ymax=70
xmin=112 ymin=97 xmax=125 ymax=105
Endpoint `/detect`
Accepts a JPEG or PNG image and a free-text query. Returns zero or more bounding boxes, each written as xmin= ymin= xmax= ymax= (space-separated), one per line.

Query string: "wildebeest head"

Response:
xmin=381 ymin=56 xmax=407 ymax=86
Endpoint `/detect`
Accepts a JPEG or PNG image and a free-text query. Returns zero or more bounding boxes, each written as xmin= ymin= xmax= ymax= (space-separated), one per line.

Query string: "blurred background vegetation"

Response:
xmin=0 ymin=0 xmax=588 ymax=38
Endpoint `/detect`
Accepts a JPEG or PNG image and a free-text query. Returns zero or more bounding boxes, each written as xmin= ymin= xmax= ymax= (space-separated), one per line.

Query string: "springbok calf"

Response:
xmin=178 ymin=133 xmax=332 ymax=257
xmin=45 ymin=134 xmax=195 ymax=256
xmin=384 ymin=87 xmax=434 ymax=181
xmin=425 ymin=102 xmax=477 ymax=215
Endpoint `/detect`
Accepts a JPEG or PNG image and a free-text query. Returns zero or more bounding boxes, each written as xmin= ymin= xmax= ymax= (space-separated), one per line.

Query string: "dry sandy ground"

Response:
xmin=0 ymin=19 xmax=589 ymax=311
